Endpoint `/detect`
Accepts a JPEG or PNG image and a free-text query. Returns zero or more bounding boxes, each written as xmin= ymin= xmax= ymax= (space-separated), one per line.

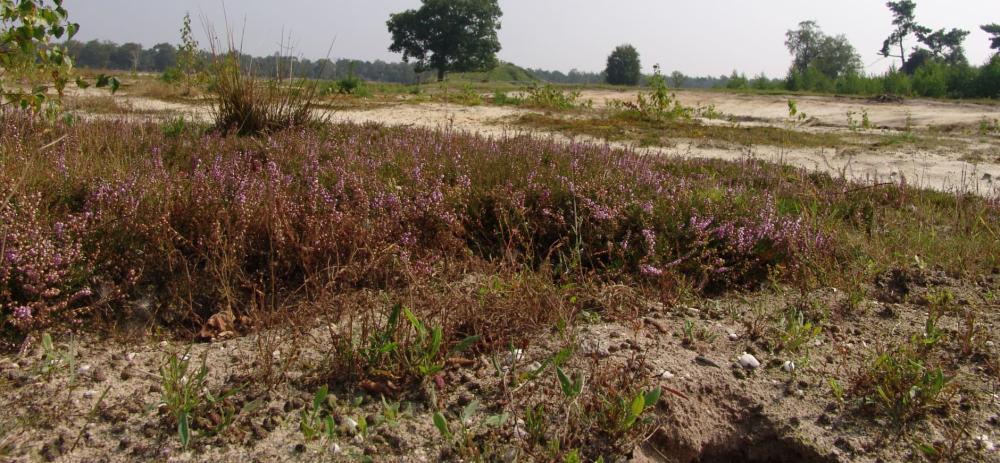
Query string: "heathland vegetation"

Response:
xmin=2 ymin=0 xmax=1000 ymax=462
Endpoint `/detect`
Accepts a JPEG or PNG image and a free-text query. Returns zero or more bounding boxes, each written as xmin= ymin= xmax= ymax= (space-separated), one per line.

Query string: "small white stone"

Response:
xmin=271 ymin=350 xmax=281 ymax=360
xmin=343 ymin=417 xmax=358 ymax=430
xmin=503 ymin=349 xmax=524 ymax=366
xmin=728 ymin=332 xmax=739 ymax=341
xmin=813 ymin=339 xmax=823 ymax=347
xmin=976 ymin=434 xmax=996 ymax=452
xmin=987 ymin=341 xmax=996 ymax=348
xmin=77 ymin=364 xmax=92 ymax=375
xmin=795 ymin=389 xmax=805 ymax=398
xmin=782 ymin=361 xmax=796 ymax=373
xmin=659 ymin=370 xmax=675 ymax=380
xmin=9 ymin=363 xmax=18 ymax=370
xmin=82 ymin=390 xmax=97 ymax=399
xmin=738 ymin=353 xmax=760 ymax=370
xmin=329 ymin=443 xmax=342 ymax=454
xmin=125 ymin=352 xmax=137 ymax=362
xmin=579 ymin=340 xmax=610 ymax=358
xmin=525 ymin=361 xmax=542 ymax=372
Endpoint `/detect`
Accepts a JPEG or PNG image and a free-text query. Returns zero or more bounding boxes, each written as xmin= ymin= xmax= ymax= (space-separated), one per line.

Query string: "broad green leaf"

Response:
xmin=630 ymin=394 xmax=645 ymax=418
xmin=461 ymin=399 xmax=480 ymax=422
xmin=432 ymin=411 xmax=451 ymax=438
xmin=452 ymin=334 xmax=480 ymax=353
xmin=313 ymin=385 xmax=328 ymax=411
xmin=483 ymin=412 xmax=508 ymax=427
xmin=644 ymin=388 xmax=662 ymax=408
xmin=178 ymin=412 xmax=190 ymax=448
xmin=556 ymin=367 xmax=573 ymax=397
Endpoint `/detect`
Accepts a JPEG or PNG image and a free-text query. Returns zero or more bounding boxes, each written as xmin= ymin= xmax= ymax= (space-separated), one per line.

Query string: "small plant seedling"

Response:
xmin=402 ymin=306 xmax=480 ymax=378
xmin=380 ymin=396 xmax=402 ymax=427
xmin=829 ymin=378 xmax=845 ymax=404
xmin=615 ymin=388 xmax=662 ymax=433
xmin=159 ymin=348 xmax=210 ymax=449
xmin=556 ymin=367 xmax=584 ymax=400
xmin=523 ymin=403 xmax=548 ymax=446
xmin=433 ymin=400 xmax=508 ymax=458
xmin=300 ymin=385 xmax=335 ymax=441
xmin=769 ymin=308 xmax=821 ymax=355
xmin=35 ymin=333 xmax=76 ymax=382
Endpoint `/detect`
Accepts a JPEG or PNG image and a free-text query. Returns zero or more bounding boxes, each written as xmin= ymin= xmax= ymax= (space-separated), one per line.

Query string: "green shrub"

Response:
xmin=975 ymin=56 xmax=1000 ymax=98
xmin=882 ymin=70 xmax=912 ymax=96
xmin=912 ymin=62 xmax=948 ymax=98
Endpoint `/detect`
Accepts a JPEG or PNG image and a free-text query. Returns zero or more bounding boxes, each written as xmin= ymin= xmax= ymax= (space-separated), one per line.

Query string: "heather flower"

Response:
xmin=640 ymin=264 xmax=663 ymax=277
xmin=13 ymin=306 xmax=31 ymax=320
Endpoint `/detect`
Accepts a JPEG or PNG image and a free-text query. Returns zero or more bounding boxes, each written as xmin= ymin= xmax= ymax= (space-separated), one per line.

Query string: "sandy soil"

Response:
xmin=3 ymin=268 xmax=998 ymax=462
xmin=101 ymin=90 xmax=1000 ymax=195
xmin=578 ymin=89 xmax=1000 ymax=130
xmin=323 ymin=100 xmax=1000 ymax=195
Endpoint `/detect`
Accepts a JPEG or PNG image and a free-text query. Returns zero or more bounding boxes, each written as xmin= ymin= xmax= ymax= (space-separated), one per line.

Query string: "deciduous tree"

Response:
xmin=387 ymin=0 xmax=502 ymax=82
xmin=604 ymin=44 xmax=641 ymax=86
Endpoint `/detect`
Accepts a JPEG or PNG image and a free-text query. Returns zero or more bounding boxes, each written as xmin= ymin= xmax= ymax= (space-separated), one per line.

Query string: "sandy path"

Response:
xmin=579 ymin=89 xmax=1000 ymax=130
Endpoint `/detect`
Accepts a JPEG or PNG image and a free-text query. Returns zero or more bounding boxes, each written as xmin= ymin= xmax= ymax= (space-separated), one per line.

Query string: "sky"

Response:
xmin=67 ymin=0 xmax=999 ymax=77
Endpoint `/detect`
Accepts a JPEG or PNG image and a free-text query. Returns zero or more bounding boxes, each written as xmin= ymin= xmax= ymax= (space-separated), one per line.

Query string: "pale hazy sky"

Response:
xmin=67 ymin=1 xmax=999 ymax=77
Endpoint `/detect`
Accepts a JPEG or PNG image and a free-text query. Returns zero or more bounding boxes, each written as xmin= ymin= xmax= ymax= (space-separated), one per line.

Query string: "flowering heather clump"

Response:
xmin=0 ymin=112 xmax=996 ymax=343
xmin=0 ymin=192 xmax=96 ymax=343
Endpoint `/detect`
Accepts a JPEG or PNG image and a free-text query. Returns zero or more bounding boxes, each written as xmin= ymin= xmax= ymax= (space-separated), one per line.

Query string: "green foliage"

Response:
xmin=363 ymin=303 xmax=403 ymax=369
xmin=556 ymin=367 xmax=584 ymax=400
xmin=299 ymin=385 xmax=336 ymax=441
xmin=432 ymin=400 xmax=509 ymax=459
xmin=918 ymin=28 xmax=970 ymax=67
xmin=361 ymin=303 xmax=479 ymax=379
xmin=448 ymin=62 xmax=537 ymax=83
xmin=984 ymin=24 xmax=1000 ymax=52
xmin=609 ymin=65 xmax=692 ymax=122
xmin=785 ymin=20 xmax=862 ymax=80
xmin=611 ymin=388 xmax=661 ymax=433
xmin=679 ymin=318 xmax=716 ymax=346
xmin=387 ymin=0 xmax=502 ymax=81
xmin=324 ymin=62 xmax=371 ymax=96
xmin=34 ymin=332 xmax=74 ymax=381
xmin=170 ymin=12 xmax=202 ymax=94
xmin=0 ymin=0 xmax=116 ymax=113
xmin=159 ymin=348 xmax=209 ymax=449
xmin=523 ymin=84 xmax=588 ymax=110
xmin=881 ymin=1 xmax=930 ymax=70
xmin=162 ymin=116 xmax=190 ymax=137
xmin=402 ymin=307 xmax=480 ymax=377
xmin=491 ymin=89 xmax=521 ymax=105
xmin=865 ymin=346 xmax=951 ymax=423
xmin=912 ymin=60 xmax=948 ymax=97
xmin=829 ymin=378 xmax=845 ymax=403
xmin=725 ymin=70 xmax=749 ymax=90
xmin=768 ymin=308 xmax=821 ymax=355
xmin=604 ymin=44 xmax=641 ymax=86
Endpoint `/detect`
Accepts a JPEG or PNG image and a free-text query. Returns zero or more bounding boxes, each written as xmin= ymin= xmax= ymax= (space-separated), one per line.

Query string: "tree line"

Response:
xmin=66 ymin=0 xmax=999 ymax=98
xmin=64 ymin=39 xmax=425 ymax=84
xmin=775 ymin=1 xmax=1000 ymax=98
xmin=64 ymin=36 xmax=738 ymax=89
